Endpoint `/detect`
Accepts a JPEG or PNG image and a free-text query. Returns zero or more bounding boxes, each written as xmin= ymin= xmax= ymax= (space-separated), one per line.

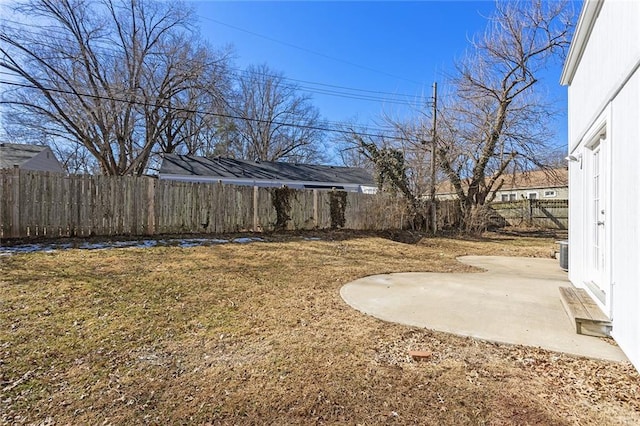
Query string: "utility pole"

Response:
xmin=429 ymin=82 xmax=438 ymax=235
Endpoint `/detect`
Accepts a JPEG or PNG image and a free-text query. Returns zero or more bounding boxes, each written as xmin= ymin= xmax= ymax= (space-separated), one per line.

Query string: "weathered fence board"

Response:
xmin=0 ymin=170 xmax=567 ymax=240
xmin=491 ymin=199 xmax=568 ymax=229
xmin=0 ymin=170 xmax=410 ymax=239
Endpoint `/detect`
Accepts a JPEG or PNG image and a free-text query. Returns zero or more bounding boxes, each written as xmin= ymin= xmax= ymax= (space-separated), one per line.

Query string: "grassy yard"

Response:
xmin=1 ymin=231 xmax=639 ymax=425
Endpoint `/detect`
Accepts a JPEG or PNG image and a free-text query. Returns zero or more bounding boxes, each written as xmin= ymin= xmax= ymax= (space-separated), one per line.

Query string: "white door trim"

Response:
xmin=580 ymin=105 xmax=613 ymax=317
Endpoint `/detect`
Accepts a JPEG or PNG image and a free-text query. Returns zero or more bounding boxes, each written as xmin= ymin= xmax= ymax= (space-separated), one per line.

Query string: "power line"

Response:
xmin=230 ymin=68 xmax=429 ymax=106
xmin=0 ymin=71 xmax=401 ymax=133
xmin=200 ymin=16 xmax=423 ymax=86
xmin=232 ymin=67 xmax=424 ymax=98
xmin=0 ymin=79 xmax=410 ymax=141
xmin=1 ymin=22 xmax=431 ymax=107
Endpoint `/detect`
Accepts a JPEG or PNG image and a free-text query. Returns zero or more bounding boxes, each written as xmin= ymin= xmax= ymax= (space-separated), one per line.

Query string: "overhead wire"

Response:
xmin=231 ymin=70 xmax=428 ymax=107
xmin=0 ymin=71 xmax=400 ymax=134
xmin=1 ymin=14 xmax=436 ymax=143
xmin=231 ymin=67 xmax=423 ymax=98
xmin=0 ymin=78 xmax=412 ymax=141
xmin=0 ymin=21 xmax=432 ymax=108
xmin=199 ymin=16 xmax=424 ymax=86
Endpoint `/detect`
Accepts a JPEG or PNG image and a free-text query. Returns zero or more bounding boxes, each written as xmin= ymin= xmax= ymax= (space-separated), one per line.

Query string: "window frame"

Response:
xmin=500 ymin=193 xmax=517 ymax=202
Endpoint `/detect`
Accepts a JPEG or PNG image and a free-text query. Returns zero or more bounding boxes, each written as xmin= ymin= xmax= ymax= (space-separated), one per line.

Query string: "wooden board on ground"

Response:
xmin=559 ymin=286 xmax=612 ymax=337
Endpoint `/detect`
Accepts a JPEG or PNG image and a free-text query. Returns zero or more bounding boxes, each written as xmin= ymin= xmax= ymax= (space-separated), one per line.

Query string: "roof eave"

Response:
xmin=158 ymin=173 xmax=373 ymax=188
xmin=560 ymin=0 xmax=604 ymax=86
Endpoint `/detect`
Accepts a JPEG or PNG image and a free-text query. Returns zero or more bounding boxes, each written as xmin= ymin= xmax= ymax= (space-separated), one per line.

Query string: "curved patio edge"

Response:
xmin=340 ymin=256 xmax=628 ymax=362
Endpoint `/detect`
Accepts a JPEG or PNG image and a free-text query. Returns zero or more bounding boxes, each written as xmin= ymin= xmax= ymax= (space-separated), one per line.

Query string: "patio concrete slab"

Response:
xmin=340 ymin=256 xmax=628 ymax=362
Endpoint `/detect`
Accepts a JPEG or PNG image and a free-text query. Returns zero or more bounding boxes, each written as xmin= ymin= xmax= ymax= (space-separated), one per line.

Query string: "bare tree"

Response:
xmin=140 ymin=37 xmax=233 ymax=159
xmin=0 ymin=0 xmax=231 ymax=175
xmin=338 ymin=122 xmax=431 ymax=229
xmin=381 ymin=112 xmax=435 ymax=202
xmin=337 ymin=116 xmax=434 ymax=196
xmin=336 ymin=0 xmax=572 ymax=232
xmin=436 ymin=0 xmax=573 ymax=232
xmin=224 ymin=64 xmax=327 ymax=163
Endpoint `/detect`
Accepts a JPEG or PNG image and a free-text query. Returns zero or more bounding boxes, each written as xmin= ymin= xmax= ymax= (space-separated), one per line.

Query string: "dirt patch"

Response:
xmin=1 ymin=231 xmax=638 ymax=425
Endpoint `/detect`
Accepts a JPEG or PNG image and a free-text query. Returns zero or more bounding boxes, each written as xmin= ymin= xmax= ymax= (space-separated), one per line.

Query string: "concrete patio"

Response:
xmin=340 ymin=256 xmax=628 ymax=362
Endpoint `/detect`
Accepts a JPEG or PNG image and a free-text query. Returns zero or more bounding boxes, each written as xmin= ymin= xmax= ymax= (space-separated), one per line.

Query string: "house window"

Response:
xmin=543 ymin=190 xmax=557 ymax=198
xmin=500 ymin=193 xmax=516 ymax=202
xmin=528 ymin=192 xmax=538 ymax=199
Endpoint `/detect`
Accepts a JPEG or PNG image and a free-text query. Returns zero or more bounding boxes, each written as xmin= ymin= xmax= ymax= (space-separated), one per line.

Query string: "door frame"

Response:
xmin=580 ymin=107 xmax=613 ymax=317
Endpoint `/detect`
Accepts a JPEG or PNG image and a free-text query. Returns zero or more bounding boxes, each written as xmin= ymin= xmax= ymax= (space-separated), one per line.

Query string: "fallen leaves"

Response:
xmin=1 ymin=230 xmax=638 ymax=425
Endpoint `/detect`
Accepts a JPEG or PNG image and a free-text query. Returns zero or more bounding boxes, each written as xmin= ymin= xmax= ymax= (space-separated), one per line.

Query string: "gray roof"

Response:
xmin=0 ymin=143 xmax=48 ymax=168
xmin=159 ymin=154 xmax=376 ymax=186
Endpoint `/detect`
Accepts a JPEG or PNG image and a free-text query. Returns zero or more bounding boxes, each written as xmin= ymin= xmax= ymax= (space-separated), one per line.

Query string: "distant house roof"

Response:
xmin=158 ymin=154 xmax=377 ymax=193
xmin=0 ymin=143 xmax=65 ymax=173
xmin=436 ymin=169 xmax=568 ymax=195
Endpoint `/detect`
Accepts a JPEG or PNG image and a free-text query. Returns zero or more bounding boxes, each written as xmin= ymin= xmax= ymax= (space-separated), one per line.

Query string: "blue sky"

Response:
xmin=191 ymin=1 xmax=571 ymax=151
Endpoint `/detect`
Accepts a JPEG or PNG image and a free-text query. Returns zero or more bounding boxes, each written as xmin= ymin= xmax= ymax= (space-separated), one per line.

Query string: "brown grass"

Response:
xmin=1 ymin=231 xmax=638 ymax=425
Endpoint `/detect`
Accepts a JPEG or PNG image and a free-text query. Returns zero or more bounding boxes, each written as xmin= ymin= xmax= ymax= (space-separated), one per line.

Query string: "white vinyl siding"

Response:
xmin=565 ymin=0 xmax=640 ymax=372
xmin=567 ymin=0 xmax=640 ymax=152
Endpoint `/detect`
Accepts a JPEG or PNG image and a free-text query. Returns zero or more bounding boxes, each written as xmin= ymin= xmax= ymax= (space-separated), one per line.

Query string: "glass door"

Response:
xmin=588 ymin=136 xmax=607 ymax=306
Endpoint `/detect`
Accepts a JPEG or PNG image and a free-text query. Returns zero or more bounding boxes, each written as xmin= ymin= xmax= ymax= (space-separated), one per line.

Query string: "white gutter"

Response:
xmin=157 ymin=174 xmax=369 ymax=192
xmin=561 ymin=0 xmax=604 ymax=85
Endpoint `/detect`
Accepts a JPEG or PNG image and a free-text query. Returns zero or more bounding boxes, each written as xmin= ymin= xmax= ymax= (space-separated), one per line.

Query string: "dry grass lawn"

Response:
xmin=1 ymin=230 xmax=639 ymax=425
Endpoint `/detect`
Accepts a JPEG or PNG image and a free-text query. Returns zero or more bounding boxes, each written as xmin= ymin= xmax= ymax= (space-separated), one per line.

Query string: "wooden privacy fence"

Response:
xmin=490 ymin=199 xmax=569 ymax=229
xmin=1 ymin=169 xmax=565 ymax=239
xmin=0 ymin=169 xmax=414 ymax=239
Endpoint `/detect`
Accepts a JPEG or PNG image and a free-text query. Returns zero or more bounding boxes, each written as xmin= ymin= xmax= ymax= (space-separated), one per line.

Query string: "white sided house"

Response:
xmin=561 ymin=0 xmax=640 ymax=370
xmin=158 ymin=154 xmax=378 ymax=194
xmin=0 ymin=143 xmax=65 ymax=173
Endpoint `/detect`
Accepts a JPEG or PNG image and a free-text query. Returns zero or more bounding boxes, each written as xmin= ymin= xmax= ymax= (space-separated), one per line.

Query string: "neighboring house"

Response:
xmin=0 ymin=143 xmax=65 ymax=173
xmin=158 ymin=154 xmax=378 ymax=194
xmin=436 ymin=169 xmax=568 ymax=201
xmin=561 ymin=0 xmax=640 ymax=370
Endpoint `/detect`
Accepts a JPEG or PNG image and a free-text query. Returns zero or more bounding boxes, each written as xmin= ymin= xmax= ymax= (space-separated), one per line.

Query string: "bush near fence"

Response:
xmin=1 ymin=169 xmax=429 ymax=239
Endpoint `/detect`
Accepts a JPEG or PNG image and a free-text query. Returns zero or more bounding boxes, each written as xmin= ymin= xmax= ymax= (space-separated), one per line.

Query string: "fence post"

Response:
xmin=253 ymin=185 xmax=259 ymax=232
xmin=11 ymin=166 xmax=20 ymax=238
xmin=147 ymin=177 xmax=156 ymax=235
xmin=313 ymin=189 xmax=318 ymax=228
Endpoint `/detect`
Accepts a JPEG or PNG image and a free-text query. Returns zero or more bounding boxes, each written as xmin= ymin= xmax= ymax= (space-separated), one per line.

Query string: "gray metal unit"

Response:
xmin=559 ymin=240 xmax=569 ymax=270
